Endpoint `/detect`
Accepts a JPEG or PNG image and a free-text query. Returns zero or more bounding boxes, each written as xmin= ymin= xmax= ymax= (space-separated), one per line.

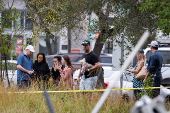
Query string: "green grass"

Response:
xmin=0 ymin=83 xmax=169 ymax=113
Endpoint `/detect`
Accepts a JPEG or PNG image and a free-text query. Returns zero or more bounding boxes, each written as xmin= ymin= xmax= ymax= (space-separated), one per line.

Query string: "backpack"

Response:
xmin=95 ymin=66 xmax=105 ymax=89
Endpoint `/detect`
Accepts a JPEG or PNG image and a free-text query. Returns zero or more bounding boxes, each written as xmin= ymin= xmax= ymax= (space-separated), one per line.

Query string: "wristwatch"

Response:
xmin=88 ymin=69 xmax=90 ymax=72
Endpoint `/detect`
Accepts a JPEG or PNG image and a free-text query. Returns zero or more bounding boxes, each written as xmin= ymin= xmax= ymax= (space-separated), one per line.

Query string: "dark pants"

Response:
xmin=134 ymin=89 xmax=141 ymax=100
xmin=152 ymin=75 xmax=161 ymax=97
xmin=17 ymin=79 xmax=31 ymax=89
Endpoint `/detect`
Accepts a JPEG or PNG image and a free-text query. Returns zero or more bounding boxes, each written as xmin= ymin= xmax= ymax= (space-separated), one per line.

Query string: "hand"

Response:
xmin=77 ymin=78 xmax=80 ymax=84
xmin=143 ymin=78 xmax=146 ymax=83
xmin=56 ymin=65 xmax=61 ymax=71
xmin=33 ymin=73 xmax=36 ymax=78
xmin=53 ymin=64 xmax=57 ymax=71
xmin=28 ymin=71 xmax=34 ymax=75
xmin=85 ymin=68 xmax=90 ymax=72
xmin=126 ymin=69 xmax=130 ymax=72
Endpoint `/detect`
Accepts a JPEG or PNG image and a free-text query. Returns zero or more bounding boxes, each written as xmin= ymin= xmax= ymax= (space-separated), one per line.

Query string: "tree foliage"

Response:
xmin=82 ymin=0 xmax=159 ymax=56
xmin=25 ymin=0 xmax=87 ymax=54
xmin=26 ymin=0 xmax=160 ymax=56
xmin=139 ymin=0 xmax=170 ymax=35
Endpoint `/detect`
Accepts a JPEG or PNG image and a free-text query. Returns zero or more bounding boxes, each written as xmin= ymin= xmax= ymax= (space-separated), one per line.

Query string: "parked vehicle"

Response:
xmin=1 ymin=60 xmax=17 ymax=86
xmin=45 ymin=53 xmax=113 ymax=70
xmin=105 ymin=47 xmax=170 ymax=100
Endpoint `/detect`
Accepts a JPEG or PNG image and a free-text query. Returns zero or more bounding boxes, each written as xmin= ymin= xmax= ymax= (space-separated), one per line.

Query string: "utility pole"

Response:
xmin=120 ymin=35 xmax=124 ymax=95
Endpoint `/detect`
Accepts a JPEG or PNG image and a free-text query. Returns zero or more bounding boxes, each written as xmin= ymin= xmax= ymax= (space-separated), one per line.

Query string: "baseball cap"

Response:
xmin=25 ymin=45 xmax=35 ymax=52
xmin=139 ymin=49 xmax=144 ymax=54
xmin=82 ymin=40 xmax=90 ymax=45
xmin=151 ymin=41 xmax=158 ymax=47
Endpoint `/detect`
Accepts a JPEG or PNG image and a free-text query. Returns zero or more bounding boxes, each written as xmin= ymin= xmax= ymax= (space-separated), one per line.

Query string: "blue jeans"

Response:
xmin=17 ymin=79 xmax=31 ymax=89
xmin=152 ymin=75 xmax=161 ymax=96
xmin=79 ymin=76 xmax=97 ymax=90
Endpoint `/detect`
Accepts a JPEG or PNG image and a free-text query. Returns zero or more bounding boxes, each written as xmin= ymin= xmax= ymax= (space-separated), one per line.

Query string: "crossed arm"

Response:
xmin=77 ymin=62 xmax=100 ymax=83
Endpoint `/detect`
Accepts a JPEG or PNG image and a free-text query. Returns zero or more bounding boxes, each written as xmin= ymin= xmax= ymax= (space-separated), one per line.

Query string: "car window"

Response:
xmin=146 ymin=50 xmax=170 ymax=64
xmin=0 ymin=63 xmax=17 ymax=70
xmin=74 ymin=57 xmax=112 ymax=63
xmin=7 ymin=63 xmax=17 ymax=70
xmin=46 ymin=58 xmax=54 ymax=68
xmin=74 ymin=57 xmax=82 ymax=62
xmin=99 ymin=57 xmax=112 ymax=63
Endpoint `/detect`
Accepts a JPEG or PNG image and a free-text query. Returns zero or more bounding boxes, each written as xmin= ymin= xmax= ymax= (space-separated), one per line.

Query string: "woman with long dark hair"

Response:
xmin=57 ymin=55 xmax=74 ymax=90
xmin=51 ymin=56 xmax=62 ymax=84
xmin=33 ymin=53 xmax=50 ymax=84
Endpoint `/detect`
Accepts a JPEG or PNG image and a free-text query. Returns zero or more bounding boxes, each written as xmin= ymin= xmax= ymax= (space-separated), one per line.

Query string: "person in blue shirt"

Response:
xmin=144 ymin=41 xmax=163 ymax=97
xmin=17 ymin=45 xmax=35 ymax=89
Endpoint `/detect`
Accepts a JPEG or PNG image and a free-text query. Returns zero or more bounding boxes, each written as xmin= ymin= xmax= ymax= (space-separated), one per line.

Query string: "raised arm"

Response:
xmin=127 ymin=61 xmax=144 ymax=74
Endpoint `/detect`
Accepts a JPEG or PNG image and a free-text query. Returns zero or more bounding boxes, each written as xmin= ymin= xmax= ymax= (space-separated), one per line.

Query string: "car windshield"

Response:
xmin=146 ymin=50 xmax=170 ymax=64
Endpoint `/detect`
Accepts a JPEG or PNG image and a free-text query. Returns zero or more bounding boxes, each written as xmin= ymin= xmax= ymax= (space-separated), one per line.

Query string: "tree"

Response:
xmin=25 ymin=0 xmax=86 ymax=54
xmin=0 ymin=0 xmax=20 ymax=87
xmin=26 ymin=0 xmax=159 ymax=57
xmin=84 ymin=0 xmax=159 ymax=56
xmin=139 ymin=0 xmax=170 ymax=35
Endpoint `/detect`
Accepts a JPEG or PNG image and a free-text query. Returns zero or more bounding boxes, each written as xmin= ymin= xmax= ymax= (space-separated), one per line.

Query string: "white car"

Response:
xmin=104 ymin=71 xmax=134 ymax=98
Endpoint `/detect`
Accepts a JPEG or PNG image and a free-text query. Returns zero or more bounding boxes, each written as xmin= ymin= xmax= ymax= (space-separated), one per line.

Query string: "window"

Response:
xmin=20 ymin=11 xmax=33 ymax=30
xmin=105 ymin=41 xmax=113 ymax=54
xmin=1 ymin=10 xmax=12 ymax=28
xmin=99 ymin=57 xmax=112 ymax=63
xmin=46 ymin=57 xmax=54 ymax=68
xmin=146 ymin=50 xmax=170 ymax=64
xmin=20 ymin=11 xmax=24 ymax=29
xmin=25 ymin=12 xmax=33 ymax=30
xmin=0 ymin=62 xmax=17 ymax=70
xmin=74 ymin=57 xmax=82 ymax=62
xmin=62 ymin=45 xmax=67 ymax=50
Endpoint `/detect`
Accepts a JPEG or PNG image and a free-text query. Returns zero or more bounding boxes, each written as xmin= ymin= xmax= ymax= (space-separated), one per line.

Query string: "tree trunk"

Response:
xmin=67 ymin=27 xmax=71 ymax=53
xmin=93 ymin=28 xmax=114 ymax=57
xmin=93 ymin=35 xmax=105 ymax=57
xmin=5 ymin=56 xmax=10 ymax=87
xmin=0 ymin=54 xmax=2 ymax=82
xmin=52 ymin=36 xmax=58 ymax=54
xmin=0 ymin=32 xmax=2 ymax=82
xmin=46 ymin=32 xmax=53 ymax=55
xmin=45 ymin=28 xmax=58 ymax=55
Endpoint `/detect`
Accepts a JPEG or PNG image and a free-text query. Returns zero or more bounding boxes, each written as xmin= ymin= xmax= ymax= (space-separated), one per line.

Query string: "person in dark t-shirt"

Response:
xmin=77 ymin=40 xmax=100 ymax=90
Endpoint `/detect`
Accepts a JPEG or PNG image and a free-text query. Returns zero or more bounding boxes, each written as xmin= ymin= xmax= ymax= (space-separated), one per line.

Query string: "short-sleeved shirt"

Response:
xmin=81 ymin=51 xmax=99 ymax=78
xmin=17 ymin=53 xmax=33 ymax=80
xmin=147 ymin=51 xmax=163 ymax=76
